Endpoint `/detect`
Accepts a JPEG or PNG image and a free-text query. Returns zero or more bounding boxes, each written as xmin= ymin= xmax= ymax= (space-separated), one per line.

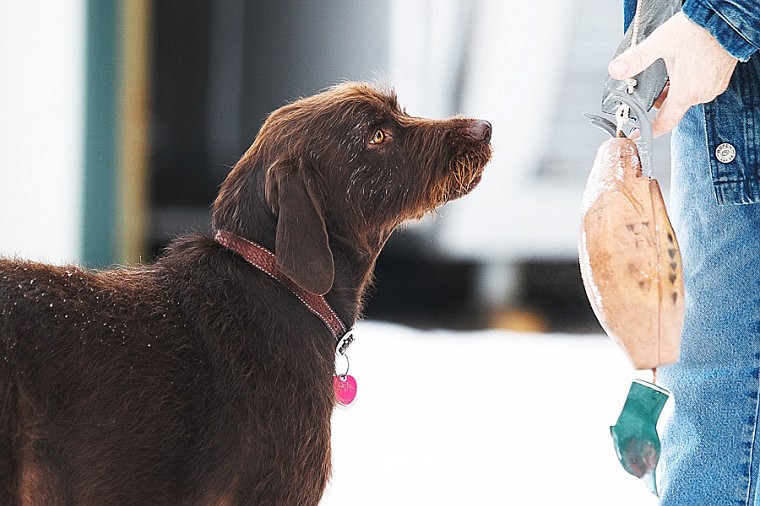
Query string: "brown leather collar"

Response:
xmin=214 ymin=230 xmax=349 ymax=342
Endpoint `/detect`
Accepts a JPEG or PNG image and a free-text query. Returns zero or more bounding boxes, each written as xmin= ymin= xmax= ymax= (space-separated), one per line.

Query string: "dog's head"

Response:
xmin=213 ymin=82 xmax=492 ymax=295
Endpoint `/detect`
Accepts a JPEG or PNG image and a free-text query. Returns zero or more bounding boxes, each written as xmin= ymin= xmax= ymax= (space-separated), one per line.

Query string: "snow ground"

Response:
xmin=322 ymin=321 xmax=661 ymax=505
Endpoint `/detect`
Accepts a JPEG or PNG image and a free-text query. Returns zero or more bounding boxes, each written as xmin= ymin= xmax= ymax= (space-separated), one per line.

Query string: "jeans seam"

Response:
xmin=744 ymin=361 xmax=760 ymax=505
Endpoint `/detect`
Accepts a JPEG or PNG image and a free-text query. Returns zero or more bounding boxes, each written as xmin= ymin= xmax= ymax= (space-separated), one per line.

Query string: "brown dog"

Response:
xmin=0 ymin=82 xmax=491 ymax=505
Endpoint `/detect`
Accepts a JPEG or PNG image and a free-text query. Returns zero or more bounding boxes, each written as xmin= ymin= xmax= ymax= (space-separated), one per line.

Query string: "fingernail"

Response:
xmin=610 ymin=59 xmax=629 ymax=78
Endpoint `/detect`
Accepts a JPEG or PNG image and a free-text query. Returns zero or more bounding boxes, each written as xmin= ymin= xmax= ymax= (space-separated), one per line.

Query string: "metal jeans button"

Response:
xmin=715 ymin=143 xmax=736 ymax=163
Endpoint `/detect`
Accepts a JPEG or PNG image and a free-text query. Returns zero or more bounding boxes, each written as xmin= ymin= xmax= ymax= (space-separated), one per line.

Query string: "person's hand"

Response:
xmin=608 ymin=11 xmax=738 ymax=137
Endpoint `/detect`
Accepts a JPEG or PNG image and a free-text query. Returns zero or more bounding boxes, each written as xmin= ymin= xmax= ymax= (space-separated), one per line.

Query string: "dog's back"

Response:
xmin=0 ymin=237 xmax=335 ymax=505
xmin=0 ymin=251 xmax=211 ymax=504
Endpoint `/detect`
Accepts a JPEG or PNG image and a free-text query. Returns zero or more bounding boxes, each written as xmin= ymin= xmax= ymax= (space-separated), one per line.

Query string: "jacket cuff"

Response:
xmin=682 ymin=0 xmax=759 ymax=61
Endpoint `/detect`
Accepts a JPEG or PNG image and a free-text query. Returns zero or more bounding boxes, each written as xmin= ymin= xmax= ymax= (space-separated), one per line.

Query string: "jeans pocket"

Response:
xmin=704 ymin=56 xmax=760 ymax=206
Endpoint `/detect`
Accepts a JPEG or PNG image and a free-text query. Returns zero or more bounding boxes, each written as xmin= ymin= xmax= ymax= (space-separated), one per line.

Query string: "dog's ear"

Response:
xmin=266 ymin=160 xmax=334 ymax=295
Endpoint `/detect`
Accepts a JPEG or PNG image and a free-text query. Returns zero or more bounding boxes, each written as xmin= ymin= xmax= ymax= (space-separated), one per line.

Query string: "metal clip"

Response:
xmin=585 ymin=89 xmax=654 ymax=176
xmin=616 ymin=103 xmax=631 ymax=135
xmin=611 ymin=89 xmax=654 ymax=176
xmin=336 ymin=331 xmax=354 ymax=356
xmin=334 ymin=331 xmax=355 ymax=379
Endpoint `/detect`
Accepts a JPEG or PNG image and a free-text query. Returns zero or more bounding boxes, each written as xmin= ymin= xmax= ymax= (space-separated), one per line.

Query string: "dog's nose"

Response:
xmin=466 ymin=120 xmax=492 ymax=142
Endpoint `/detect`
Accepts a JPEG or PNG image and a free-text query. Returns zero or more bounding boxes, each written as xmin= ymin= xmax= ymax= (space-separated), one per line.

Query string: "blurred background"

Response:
xmin=0 ymin=2 xmax=672 ymax=504
xmin=0 ymin=0 xmax=672 ymax=334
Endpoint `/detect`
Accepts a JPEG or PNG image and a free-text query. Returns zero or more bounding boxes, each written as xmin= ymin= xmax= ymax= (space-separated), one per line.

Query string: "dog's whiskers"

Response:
xmin=427 ymin=154 xmax=483 ymax=209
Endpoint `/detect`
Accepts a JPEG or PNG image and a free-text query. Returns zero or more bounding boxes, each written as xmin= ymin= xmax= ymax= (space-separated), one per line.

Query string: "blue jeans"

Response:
xmin=658 ymin=84 xmax=760 ymax=504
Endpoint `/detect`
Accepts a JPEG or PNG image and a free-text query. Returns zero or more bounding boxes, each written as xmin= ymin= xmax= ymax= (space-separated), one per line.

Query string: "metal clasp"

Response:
xmin=336 ymin=330 xmax=354 ymax=356
xmin=335 ymin=330 xmax=354 ymax=379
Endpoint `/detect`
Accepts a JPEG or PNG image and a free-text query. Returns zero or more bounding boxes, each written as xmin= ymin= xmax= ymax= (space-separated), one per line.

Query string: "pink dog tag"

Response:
xmin=334 ymin=374 xmax=357 ymax=406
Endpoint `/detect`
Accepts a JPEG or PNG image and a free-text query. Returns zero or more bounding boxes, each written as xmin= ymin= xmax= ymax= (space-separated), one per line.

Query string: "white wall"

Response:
xmin=0 ymin=2 xmax=86 ymax=264
xmin=388 ymin=0 xmax=633 ymax=263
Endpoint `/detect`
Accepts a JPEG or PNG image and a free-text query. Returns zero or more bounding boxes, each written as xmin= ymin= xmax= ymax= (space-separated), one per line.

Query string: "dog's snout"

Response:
xmin=466 ymin=120 xmax=492 ymax=142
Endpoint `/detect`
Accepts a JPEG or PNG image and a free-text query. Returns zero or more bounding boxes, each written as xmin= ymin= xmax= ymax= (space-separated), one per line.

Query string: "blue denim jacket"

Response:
xmin=623 ymin=0 xmax=760 ymax=205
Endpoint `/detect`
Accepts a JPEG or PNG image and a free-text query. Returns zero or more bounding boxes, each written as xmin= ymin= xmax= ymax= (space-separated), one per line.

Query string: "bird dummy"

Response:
xmin=580 ymin=0 xmax=683 ymax=495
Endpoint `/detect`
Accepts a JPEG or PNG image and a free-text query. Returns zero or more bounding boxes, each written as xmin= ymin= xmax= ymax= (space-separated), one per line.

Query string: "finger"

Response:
xmin=651 ymin=94 xmax=690 ymax=137
xmin=652 ymin=82 xmax=669 ymax=110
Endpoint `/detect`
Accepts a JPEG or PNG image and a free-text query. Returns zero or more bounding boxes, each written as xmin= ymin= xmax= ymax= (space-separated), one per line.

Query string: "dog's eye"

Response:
xmin=370 ymin=130 xmax=386 ymax=144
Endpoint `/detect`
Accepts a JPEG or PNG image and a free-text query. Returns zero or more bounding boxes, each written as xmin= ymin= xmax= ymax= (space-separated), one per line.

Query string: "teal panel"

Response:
xmin=82 ymin=0 xmax=119 ymax=267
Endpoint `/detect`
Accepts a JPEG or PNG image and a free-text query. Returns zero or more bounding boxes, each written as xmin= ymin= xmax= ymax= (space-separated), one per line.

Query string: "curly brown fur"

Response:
xmin=0 ymin=82 xmax=491 ymax=505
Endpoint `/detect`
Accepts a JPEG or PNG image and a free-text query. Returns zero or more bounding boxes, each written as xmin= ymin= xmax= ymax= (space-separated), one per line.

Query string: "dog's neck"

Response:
xmin=212 ymin=165 xmax=387 ymax=328
xmin=214 ymin=230 xmax=350 ymax=340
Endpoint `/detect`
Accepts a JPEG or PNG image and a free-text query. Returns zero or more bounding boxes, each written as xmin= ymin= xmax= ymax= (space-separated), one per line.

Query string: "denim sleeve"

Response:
xmin=682 ymin=0 xmax=760 ymax=61
xmin=623 ymin=0 xmax=637 ymax=32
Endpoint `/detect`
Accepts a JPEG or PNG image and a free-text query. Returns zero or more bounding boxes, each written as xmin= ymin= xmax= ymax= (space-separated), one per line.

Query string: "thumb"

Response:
xmin=608 ymin=33 xmax=667 ymax=80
